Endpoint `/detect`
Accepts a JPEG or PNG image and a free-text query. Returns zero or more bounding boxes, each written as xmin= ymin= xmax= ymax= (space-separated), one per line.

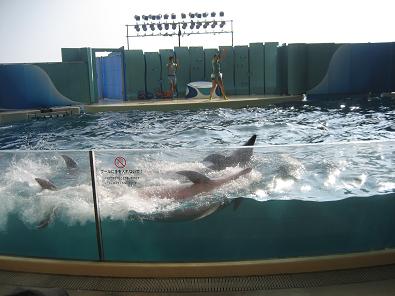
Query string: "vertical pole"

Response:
xmin=178 ymin=23 xmax=181 ymax=47
xmin=231 ymin=20 xmax=234 ymax=47
xmin=89 ymin=150 xmax=104 ymax=261
xmin=126 ymin=25 xmax=130 ymax=50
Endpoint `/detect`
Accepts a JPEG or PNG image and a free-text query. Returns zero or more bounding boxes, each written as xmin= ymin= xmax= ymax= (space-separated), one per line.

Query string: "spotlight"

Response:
xmin=164 ymin=14 xmax=169 ymax=20
xmin=196 ymin=13 xmax=202 ymax=18
xmin=219 ymin=21 xmax=225 ymax=28
xmin=211 ymin=12 xmax=216 ymax=17
xmin=142 ymin=24 xmax=147 ymax=31
xmin=150 ymin=24 xmax=155 ymax=31
xmin=157 ymin=14 xmax=162 ymax=20
xmin=171 ymin=13 xmax=176 ymax=19
xmin=203 ymin=21 xmax=209 ymax=28
xmin=190 ymin=21 xmax=195 ymax=29
xmin=196 ymin=21 xmax=202 ymax=29
xmin=171 ymin=22 xmax=177 ymax=30
xmin=181 ymin=13 xmax=186 ymax=19
xmin=142 ymin=15 xmax=149 ymax=21
xmin=134 ymin=25 xmax=140 ymax=31
xmin=219 ymin=11 xmax=224 ymax=17
xmin=182 ymin=22 xmax=187 ymax=29
xmin=134 ymin=15 xmax=140 ymax=21
xmin=211 ymin=20 xmax=217 ymax=28
xmin=151 ymin=15 xmax=156 ymax=21
xmin=164 ymin=23 xmax=170 ymax=30
xmin=189 ymin=13 xmax=195 ymax=18
xmin=203 ymin=12 xmax=208 ymax=18
xmin=157 ymin=23 xmax=163 ymax=30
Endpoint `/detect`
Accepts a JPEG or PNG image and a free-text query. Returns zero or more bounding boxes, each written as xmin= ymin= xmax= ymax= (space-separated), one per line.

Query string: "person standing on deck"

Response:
xmin=209 ymin=49 xmax=228 ymax=100
xmin=167 ymin=56 xmax=179 ymax=98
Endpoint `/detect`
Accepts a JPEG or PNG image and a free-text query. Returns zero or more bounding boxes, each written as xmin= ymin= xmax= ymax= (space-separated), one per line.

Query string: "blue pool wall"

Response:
xmin=1 ymin=42 xmax=395 ymax=109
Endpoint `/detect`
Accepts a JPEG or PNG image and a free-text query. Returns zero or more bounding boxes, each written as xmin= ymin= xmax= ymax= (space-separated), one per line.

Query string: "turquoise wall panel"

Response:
xmin=249 ymin=43 xmax=265 ymax=95
xmin=278 ymin=44 xmax=288 ymax=95
xmin=264 ymin=42 xmax=280 ymax=94
xmin=234 ymin=46 xmax=250 ymax=95
xmin=36 ymin=62 xmax=90 ymax=103
xmin=307 ymin=43 xmax=338 ymax=91
xmin=124 ymin=50 xmax=145 ymax=100
xmin=219 ymin=46 xmax=235 ymax=95
xmin=204 ymin=49 xmax=218 ymax=81
xmin=189 ymin=47 xmax=205 ymax=82
xmin=145 ymin=52 xmax=162 ymax=95
xmin=159 ymin=49 xmax=174 ymax=93
xmin=174 ymin=47 xmax=190 ymax=97
xmin=287 ymin=43 xmax=307 ymax=95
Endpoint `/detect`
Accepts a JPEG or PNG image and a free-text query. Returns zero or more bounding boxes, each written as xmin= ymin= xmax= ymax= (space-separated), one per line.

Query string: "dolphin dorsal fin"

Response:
xmin=243 ymin=134 xmax=257 ymax=146
xmin=177 ymin=171 xmax=211 ymax=184
xmin=61 ymin=155 xmax=78 ymax=169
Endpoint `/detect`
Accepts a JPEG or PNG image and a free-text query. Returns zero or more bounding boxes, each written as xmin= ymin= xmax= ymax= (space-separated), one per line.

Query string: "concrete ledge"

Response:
xmin=84 ymin=95 xmax=302 ymax=113
xmin=0 ymin=106 xmax=80 ymax=124
xmin=0 ymin=249 xmax=394 ymax=278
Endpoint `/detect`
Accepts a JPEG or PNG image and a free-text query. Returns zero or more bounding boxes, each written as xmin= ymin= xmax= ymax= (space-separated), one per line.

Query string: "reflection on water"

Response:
xmin=0 ymin=140 xmax=394 ymax=230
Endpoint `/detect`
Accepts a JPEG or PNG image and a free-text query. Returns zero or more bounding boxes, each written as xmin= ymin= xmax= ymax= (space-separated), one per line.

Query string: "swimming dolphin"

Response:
xmin=128 ymin=197 xmax=243 ymax=222
xmin=35 ymin=178 xmax=57 ymax=191
xmin=203 ymin=135 xmax=256 ymax=171
xmin=140 ymin=168 xmax=252 ymax=201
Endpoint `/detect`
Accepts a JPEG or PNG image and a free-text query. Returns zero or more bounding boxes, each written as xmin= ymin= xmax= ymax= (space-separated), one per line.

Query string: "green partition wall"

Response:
xmin=307 ymin=43 xmax=339 ymax=91
xmin=189 ymin=47 xmax=205 ymax=82
xmin=35 ymin=62 xmax=91 ymax=103
xmin=145 ymin=52 xmax=162 ymax=96
xmin=219 ymin=46 xmax=235 ymax=95
xmin=278 ymin=44 xmax=288 ymax=95
xmin=249 ymin=43 xmax=265 ymax=95
xmin=204 ymin=49 xmax=218 ymax=81
xmin=234 ymin=46 xmax=250 ymax=95
xmin=287 ymin=43 xmax=308 ymax=95
xmin=264 ymin=42 xmax=280 ymax=94
xmin=174 ymin=47 xmax=190 ymax=97
xmin=124 ymin=50 xmax=145 ymax=99
xmin=159 ymin=49 xmax=174 ymax=93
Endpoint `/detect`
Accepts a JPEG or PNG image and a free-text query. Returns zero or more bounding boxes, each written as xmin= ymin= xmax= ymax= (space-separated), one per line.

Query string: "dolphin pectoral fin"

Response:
xmin=243 ymin=134 xmax=257 ymax=146
xmin=35 ymin=178 xmax=57 ymax=191
xmin=192 ymin=203 xmax=222 ymax=221
xmin=177 ymin=171 xmax=211 ymax=184
xmin=61 ymin=154 xmax=78 ymax=169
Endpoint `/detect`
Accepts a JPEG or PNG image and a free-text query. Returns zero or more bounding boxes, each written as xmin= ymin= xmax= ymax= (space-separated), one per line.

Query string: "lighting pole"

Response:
xmin=125 ymin=12 xmax=233 ymax=50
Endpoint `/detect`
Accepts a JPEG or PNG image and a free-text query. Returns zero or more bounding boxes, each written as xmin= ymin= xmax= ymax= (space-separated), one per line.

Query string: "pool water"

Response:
xmin=0 ymin=97 xmax=394 ymax=150
xmin=0 ymin=97 xmax=394 ymax=261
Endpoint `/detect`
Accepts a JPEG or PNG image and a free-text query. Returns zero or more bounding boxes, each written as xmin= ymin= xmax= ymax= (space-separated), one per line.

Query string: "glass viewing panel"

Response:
xmin=0 ymin=151 xmax=99 ymax=260
xmin=95 ymin=140 xmax=395 ymax=262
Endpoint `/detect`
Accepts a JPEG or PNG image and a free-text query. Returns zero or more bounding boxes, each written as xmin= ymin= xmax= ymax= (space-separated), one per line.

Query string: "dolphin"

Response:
xmin=203 ymin=135 xmax=256 ymax=171
xmin=140 ymin=168 xmax=252 ymax=201
xmin=128 ymin=197 xmax=243 ymax=222
xmin=35 ymin=178 xmax=57 ymax=191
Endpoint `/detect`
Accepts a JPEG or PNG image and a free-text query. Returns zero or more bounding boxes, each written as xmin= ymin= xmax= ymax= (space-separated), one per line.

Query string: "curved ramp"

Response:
xmin=0 ymin=64 xmax=78 ymax=109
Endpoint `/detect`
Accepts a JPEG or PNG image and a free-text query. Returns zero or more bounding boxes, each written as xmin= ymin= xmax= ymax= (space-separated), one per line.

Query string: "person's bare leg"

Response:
xmin=218 ymin=80 xmax=228 ymax=100
xmin=209 ymin=80 xmax=217 ymax=100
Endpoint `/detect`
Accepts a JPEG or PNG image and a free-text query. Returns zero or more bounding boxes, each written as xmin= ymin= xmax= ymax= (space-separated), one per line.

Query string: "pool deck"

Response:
xmin=84 ymin=94 xmax=303 ymax=113
xmin=0 ymin=95 xmax=302 ymax=124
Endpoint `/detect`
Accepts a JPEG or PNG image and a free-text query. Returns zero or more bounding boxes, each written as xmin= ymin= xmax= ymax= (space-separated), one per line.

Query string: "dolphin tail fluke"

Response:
xmin=36 ymin=207 xmax=58 ymax=229
xmin=243 ymin=134 xmax=257 ymax=146
xmin=177 ymin=170 xmax=211 ymax=184
xmin=61 ymin=154 xmax=78 ymax=169
xmin=35 ymin=178 xmax=57 ymax=191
